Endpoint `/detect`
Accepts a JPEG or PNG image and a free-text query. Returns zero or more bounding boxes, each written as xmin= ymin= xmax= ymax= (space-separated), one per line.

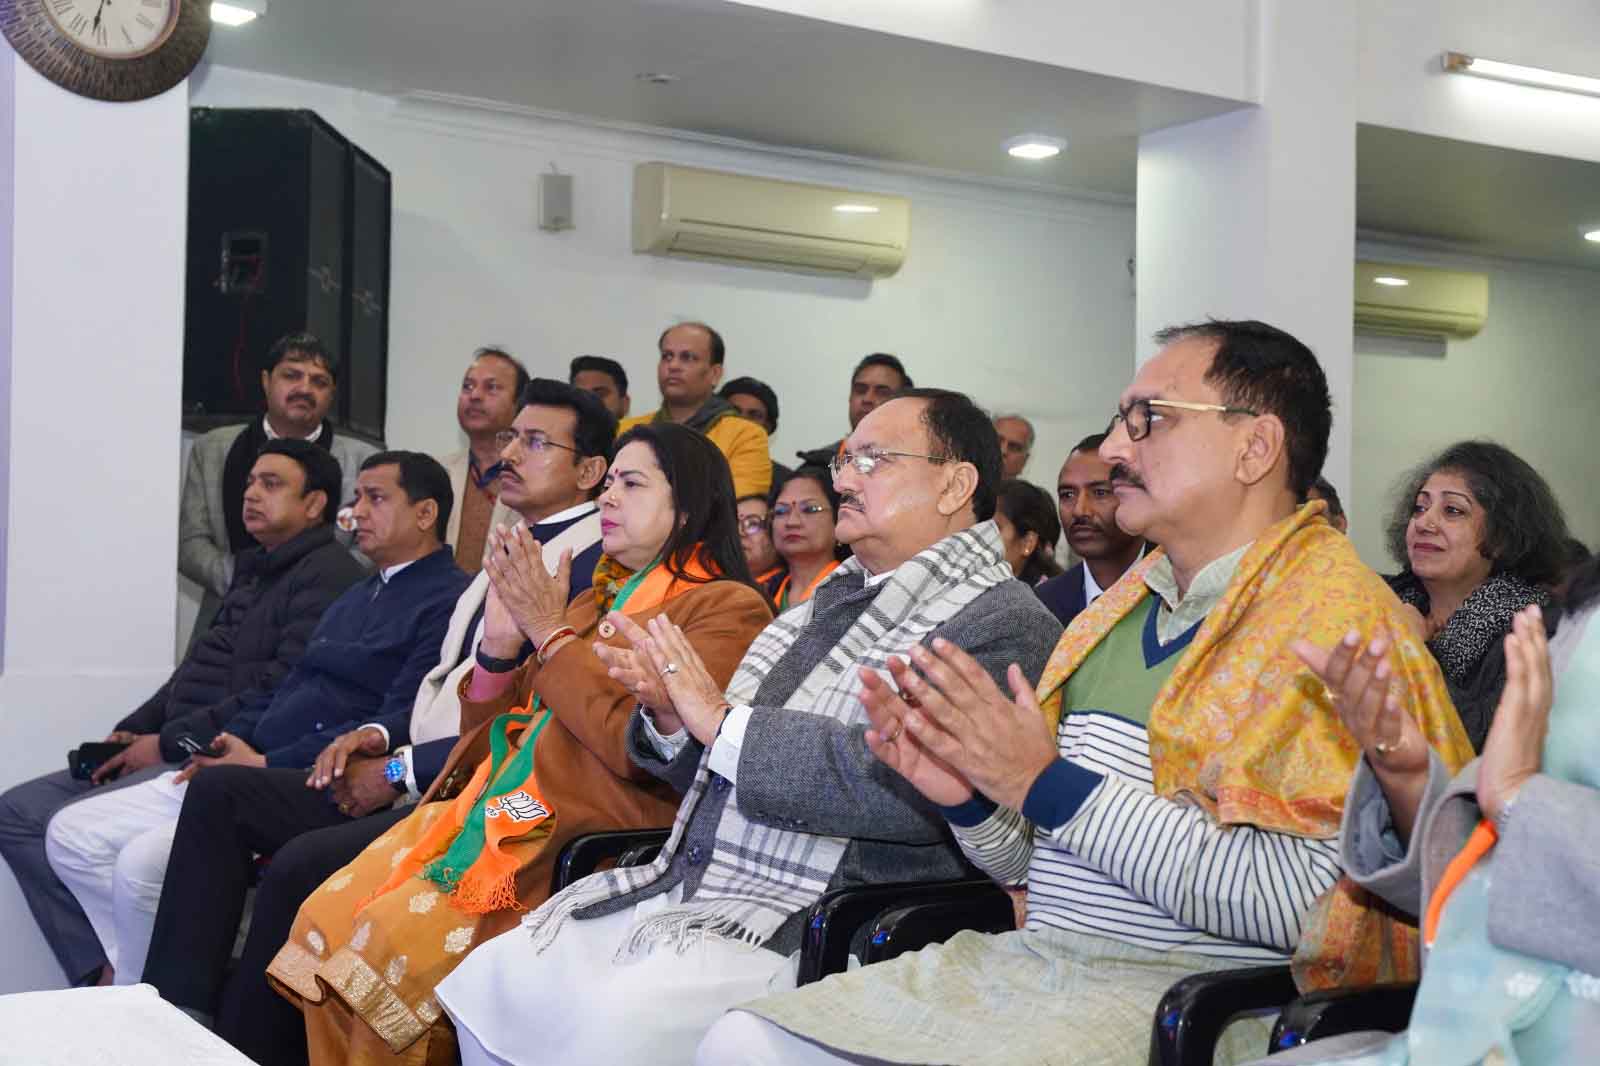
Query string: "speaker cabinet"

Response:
xmin=183 ymin=108 xmax=391 ymax=442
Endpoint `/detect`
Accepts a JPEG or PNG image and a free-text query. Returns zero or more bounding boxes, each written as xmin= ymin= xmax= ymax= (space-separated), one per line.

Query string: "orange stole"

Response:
xmin=1033 ymin=502 xmax=1474 ymax=990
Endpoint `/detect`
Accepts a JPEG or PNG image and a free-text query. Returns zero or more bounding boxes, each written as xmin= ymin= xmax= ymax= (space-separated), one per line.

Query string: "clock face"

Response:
xmin=43 ymin=0 xmax=177 ymax=59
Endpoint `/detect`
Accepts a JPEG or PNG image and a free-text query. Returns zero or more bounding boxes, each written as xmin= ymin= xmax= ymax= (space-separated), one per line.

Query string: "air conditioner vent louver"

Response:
xmin=1355 ymin=261 xmax=1488 ymax=340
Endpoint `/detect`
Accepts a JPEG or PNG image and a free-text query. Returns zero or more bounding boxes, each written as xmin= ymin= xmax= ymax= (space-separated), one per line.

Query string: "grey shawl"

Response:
xmin=522 ymin=521 xmax=1015 ymax=957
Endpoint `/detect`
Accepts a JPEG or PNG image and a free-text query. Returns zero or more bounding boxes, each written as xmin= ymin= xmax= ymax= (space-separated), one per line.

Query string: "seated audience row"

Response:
xmin=2 ymin=312 xmax=1594 ymax=1066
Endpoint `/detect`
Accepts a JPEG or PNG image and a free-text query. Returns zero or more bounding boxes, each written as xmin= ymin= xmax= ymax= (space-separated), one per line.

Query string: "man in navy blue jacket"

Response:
xmin=1034 ymin=432 xmax=1146 ymax=627
xmin=43 ymin=451 xmax=468 ymax=987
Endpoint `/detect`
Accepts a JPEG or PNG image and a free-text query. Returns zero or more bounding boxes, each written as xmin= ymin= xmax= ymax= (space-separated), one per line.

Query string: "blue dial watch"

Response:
xmin=383 ymin=755 xmax=407 ymax=793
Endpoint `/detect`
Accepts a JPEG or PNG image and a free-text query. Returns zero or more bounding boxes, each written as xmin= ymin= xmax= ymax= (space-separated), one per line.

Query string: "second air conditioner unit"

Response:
xmin=632 ymin=162 xmax=910 ymax=279
xmin=1354 ymin=261 xmax=1489 ymax=340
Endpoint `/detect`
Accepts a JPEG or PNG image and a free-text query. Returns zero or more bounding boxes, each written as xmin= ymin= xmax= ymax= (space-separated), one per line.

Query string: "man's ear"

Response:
xmin=415 ymin=498 xmax=440 ymax=536
xmin=709 ymin=363 xmax=725 ymax=391
xmin=620 ymin=394 xmax=632 ymax=419
xmin=302 ymin=489 xmax=329 ymax=525
xmin=577 ymin=456 xmax=607 ymax=494
xmin=260 ymin=369 xmax=272 ymax=396
xmin=1236 ymin=413 xmax=1287 ymax=488
xmin=938 ymin=462 xmax=980 ymax=517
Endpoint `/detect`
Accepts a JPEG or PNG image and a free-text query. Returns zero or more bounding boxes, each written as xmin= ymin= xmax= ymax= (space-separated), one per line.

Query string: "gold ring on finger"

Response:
xmin=1374 ymin=739 xmax=1399 ymax=756
xmin=881 ymin=721 xmax=904 ymax=744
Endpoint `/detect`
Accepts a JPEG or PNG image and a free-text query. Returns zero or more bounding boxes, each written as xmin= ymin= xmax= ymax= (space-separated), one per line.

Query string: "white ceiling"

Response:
xmin=1357 ymin=124 xmax=1600 ymax=270
xmin=200 ymin=0 xmax=1249 ymax=201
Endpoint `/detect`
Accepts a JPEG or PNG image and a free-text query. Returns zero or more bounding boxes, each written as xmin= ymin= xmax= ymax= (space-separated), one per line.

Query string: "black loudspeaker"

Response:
xmin=183 ymin=108 xmax=391 ymax=441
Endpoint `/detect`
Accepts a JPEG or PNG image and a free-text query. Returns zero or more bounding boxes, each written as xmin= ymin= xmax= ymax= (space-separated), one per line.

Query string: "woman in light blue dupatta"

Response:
xmin=1257 ymin=556 xmax=1600 ymax=1066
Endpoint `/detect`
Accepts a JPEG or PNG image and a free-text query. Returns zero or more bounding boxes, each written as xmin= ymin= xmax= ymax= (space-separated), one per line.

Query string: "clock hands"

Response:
xmin=92 ymin=0 xmax=107 ymax=33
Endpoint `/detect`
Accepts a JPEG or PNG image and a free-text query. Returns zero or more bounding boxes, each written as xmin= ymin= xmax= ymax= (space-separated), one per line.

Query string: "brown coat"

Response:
xmin=419 ymin=576 xmax=773 ymax=943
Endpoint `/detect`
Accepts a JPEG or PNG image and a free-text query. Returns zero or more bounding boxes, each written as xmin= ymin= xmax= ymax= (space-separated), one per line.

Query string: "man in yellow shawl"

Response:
xmin=696 ymin=320 xmax=1476 ymax=1066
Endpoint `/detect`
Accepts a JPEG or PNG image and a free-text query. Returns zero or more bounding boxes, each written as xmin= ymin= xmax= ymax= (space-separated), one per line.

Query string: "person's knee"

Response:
xmin=0 ymin=773 xmax=69 ymax=842
xmin=43 ymin=805 xmax=93 ymax=875
xmin=112 ymin=829 xmax=173 ymax=901
xmin=695 ymin=1011 xmax=791 ymax=1066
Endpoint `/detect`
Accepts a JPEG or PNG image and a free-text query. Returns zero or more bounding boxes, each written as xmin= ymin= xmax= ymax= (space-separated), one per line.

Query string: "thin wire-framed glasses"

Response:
xmin=828 ymin=449 xmax=952 ymax=478
xmin=772 ymin=502 xmax=829 ymax=520
xmin=1108 ymin=398 xmax=1258 ymax=442
xmin=494 ymin=429 xmax=581 ymax=456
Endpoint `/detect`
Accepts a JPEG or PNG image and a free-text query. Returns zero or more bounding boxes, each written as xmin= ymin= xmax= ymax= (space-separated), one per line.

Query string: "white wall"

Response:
xmin=190 ymin=64 xmax=1138 ymax=488
xmin=1357 ymin=0 xmax=1600 ymax=163
xmin=0 ymin=56 xmax=189 ymax=992
xmin=1348 ymin=240 xmax=1600 ymax=569
xmin=725 ymin=0 xmax=1259 ymax=103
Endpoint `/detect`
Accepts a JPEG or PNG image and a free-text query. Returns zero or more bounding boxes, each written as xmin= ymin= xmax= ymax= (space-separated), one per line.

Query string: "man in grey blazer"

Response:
xmin=179 ymin=332 xmax=378 ymax=644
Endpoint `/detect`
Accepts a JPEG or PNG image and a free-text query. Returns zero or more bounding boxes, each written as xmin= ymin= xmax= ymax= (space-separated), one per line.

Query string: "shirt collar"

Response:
xmin=1083 ymin=563 xmax=1105 ymax=603
xmin=380 ymin=558 xmax=419 ymax=584
xmin=262 ymin=415 xmax=325 ymax=443
xmin=1142 ymin=541 xmax=1252 ymax=645
xmin=529 ymin=501 xmax=598 ymax=529
xmin=864 ymin=566 xmax=897 ymax=588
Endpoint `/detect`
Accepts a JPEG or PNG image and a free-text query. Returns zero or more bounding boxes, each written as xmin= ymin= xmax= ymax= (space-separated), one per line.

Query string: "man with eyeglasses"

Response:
xmin=700 ymin=320 xmax=1472 ymax=1066
xmin=432 ymin=387 xmax=1062 ymax=1064
xmin=444 ymin=347 xmax=530 ymax=574
xmin=135 ymin=381 xmax=616 ymax=1060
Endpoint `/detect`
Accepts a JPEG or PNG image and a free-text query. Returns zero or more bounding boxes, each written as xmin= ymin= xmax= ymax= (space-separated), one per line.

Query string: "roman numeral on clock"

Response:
xmin=135 ymin=12 xmax=156 ymax=28
xmin=50 ymin=0 xmax=76 ymax=14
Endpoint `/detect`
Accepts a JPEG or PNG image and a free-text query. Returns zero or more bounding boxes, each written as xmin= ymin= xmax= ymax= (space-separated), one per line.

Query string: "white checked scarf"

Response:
xmin=522 ymin=521 xmax=1015 ymax=958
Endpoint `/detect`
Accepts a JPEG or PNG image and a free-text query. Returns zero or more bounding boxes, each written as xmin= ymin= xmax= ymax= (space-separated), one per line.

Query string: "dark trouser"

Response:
xmin=0 ymin=763 xmax=173 ymax=984
xmin=142 ymin=765 xmax=407 ymax=1066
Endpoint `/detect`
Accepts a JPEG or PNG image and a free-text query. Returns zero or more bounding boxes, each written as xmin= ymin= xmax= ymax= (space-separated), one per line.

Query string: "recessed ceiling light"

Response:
xmin=833 ymin=203 xmax=880 ymax=214
xmin=211 ymin=1 xmax=265 ymax=26
xmin=635 ymin=72 xmax=679 ymax=86
xmin=1585 ymin=229 xmax=1600 ymax=243
xmin=1373 ymin=276 xmax=1410 ymax=287
xmin=1003 ymin=134 xmax=1066 ymax=161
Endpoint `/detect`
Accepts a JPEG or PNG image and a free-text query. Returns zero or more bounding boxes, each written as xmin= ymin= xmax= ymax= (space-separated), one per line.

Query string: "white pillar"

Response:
xmin=1134 ymin=0 xmax=1357 ymax=495
xmin=0 ymin=51 xmax=188 ymax=992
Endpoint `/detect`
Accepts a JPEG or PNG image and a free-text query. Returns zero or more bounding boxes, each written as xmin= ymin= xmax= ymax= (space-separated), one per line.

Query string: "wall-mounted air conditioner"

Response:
xmin=1354 ymin=261 xmax=1488 ymax=340
xmin=632 ymin=163 xmax=910 ymax=279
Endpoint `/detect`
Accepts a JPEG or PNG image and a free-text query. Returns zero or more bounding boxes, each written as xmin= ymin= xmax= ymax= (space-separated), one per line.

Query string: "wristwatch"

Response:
xmin=383 ymin=755 xmax=408 ymax=794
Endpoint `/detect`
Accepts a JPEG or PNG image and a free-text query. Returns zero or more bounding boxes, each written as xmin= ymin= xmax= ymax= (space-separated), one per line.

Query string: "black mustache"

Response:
xmin=1108 ymin=464 xmax=1144 ymax=489
xmin=839 ymin=491 xmax=863 ymax=509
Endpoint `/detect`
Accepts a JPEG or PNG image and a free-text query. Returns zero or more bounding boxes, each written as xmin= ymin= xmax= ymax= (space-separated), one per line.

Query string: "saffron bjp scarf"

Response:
xmin=361 ymin=550 xmax=716 ymax=917
xmin=1034 ymin=502 xmax=1476 ymax=990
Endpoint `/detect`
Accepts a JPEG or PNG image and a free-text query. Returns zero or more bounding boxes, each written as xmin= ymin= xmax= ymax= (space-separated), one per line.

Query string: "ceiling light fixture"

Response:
xmin=1003 ymin=134 xmax=1066 ymax=161
xmin=635 ymin=72 xmax=679 ymax=86
xmin=1373 ymin=276 xmax=1410 ymax=287
xmin=1585 ymin=229 xmax=1600 ymax=243
xmin=211 ymin=1 xmax=266 ymax=26
xmin=833 ymin=203 xmax=880 ymax=214
xmin=1441 ymin=51 xmax=1600 ymax=99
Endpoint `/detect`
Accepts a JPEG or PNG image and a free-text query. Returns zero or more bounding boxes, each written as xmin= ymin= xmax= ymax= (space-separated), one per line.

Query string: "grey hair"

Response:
xmin=993 ymin=412 xmax=1036 ymax=451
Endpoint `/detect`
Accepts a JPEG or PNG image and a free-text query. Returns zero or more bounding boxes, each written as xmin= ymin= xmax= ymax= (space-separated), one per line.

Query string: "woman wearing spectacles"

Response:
xmin=736 ymin=494 xmax=783 ymax=586
xmin=765 ymin=466 xmax=851 ymax=611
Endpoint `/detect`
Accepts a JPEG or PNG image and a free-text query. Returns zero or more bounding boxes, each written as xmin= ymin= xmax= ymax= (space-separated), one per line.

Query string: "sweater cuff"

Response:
xmin=940 ymin=792 xmax=998 ymax=828
xmin=1021 ymin=758 xmax=1104 ymax=830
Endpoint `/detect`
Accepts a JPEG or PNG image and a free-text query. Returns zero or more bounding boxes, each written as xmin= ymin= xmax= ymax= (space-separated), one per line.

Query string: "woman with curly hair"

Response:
xmin=1384 ymin=440 xmax=1570 ymax=750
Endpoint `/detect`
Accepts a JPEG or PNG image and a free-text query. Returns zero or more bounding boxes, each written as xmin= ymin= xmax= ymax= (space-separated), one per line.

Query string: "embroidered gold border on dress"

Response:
xmin=320 ymin=948 xmax=428 ymax=1052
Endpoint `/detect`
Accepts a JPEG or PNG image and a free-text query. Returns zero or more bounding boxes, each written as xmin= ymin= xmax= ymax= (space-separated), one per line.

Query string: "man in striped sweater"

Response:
xmin=699 ymin=320 xmax=1472 ymax=1065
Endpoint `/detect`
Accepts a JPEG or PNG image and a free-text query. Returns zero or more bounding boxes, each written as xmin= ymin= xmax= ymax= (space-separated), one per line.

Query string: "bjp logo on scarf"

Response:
xmin=485 ymin=790 xmax=550 ymax=823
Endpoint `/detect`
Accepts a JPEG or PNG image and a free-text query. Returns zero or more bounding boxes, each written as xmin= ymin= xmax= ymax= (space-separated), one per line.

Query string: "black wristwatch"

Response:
xmin=475 ymin=645 xmax=522 ymax=674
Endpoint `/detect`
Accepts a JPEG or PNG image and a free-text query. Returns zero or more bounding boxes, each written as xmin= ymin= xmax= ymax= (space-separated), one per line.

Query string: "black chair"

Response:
xmin=550 ymin=828 xmax=671 ymax=894
xmin=797 ymin=877 xmax=1014 ymax=985
xmin=1268 ymin=982 xmax=1418 ymax=1053
xmin=1148 ymin=965 xmax=1299 ymax=1066
xmin=862 ymin=881 xmax=1016 ymax=964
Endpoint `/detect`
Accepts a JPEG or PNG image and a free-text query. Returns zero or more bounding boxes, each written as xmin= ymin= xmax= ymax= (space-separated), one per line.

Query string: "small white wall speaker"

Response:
xmin=538 ymin=172 xmax=574 ymax=231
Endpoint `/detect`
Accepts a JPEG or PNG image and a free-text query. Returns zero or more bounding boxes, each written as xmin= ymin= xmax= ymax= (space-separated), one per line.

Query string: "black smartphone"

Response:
xmin=174 ymin=730 xmax=220 ymax=757
xmin=68 ymin=741 xmax=129 ymax=781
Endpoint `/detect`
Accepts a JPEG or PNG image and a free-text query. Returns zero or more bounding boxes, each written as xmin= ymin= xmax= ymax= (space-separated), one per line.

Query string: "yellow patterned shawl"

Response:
xmin=1035 ymin=502 xmax=1475 ymax=990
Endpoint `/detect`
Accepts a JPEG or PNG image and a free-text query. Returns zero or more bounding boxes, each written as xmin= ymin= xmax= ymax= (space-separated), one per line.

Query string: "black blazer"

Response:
xmin=1034 ymin=562 xmax=1090 ymax=628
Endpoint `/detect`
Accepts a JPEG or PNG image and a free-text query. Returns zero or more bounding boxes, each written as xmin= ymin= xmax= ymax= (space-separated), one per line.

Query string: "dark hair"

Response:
xmin=611 ymin=422 xmax=755 ymax=589
xmin=658 ymin=321 xmax=725 ymax=365
xmin=1384 ymin=440 xmax=1571 ymax=586
xmin=1153 ymin=319 xmax=1331 ymax=498
xmin=1566 ymin=553 xmax=1600 ymax=612
xmin=473 ymin=346 xmax=531 ymax=396
xmin=719 ymin=376 xmax=780 ymax=433
xmin=264 ymin=331 xmax=338 ymax=382
xmin=852 ymin=352 xmax=912 ymax=389
xmin=359 ymin=450 xmax=454 ymax=541
xmin=1071 ymin=431 xmax=1108 ymax=455
xmin=996 ymin=478 xmax=1064 ymax=584
xmin=1309 ymin=475 xmax=1345 ymax=518
xmin=893 ymin=387 xmax=1002 ymax=522
xmin=253 ymin=439 xmax=342 ymax=525
xmin=770 ymin=465 xmax=851 ymax=563
xmin=519 ymin=377 xmax=618 ymax=463
xmin=569 ymin=355 xmax=629 ymax=397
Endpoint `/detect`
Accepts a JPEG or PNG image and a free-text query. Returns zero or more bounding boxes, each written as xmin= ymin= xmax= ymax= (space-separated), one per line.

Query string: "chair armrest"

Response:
xmin=797 ymin=878 xmax=1001 ymax=986
xmin=550 ymin=829 xmax=671 ymax=894
xmin=863 ymin=884 xmax=1016 ymax=964
xmin=1268 ymin=982 xmax=1418 ymax=1054
xmin=1149 ymin=965 xmax=1298 ymax=1066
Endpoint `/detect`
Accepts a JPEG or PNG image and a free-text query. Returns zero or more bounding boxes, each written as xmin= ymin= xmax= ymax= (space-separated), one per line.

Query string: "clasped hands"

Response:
xmin=480 ymin=525 xmax=574 ymax=659
xmin=593 ymin=613 xmax=729 ymax=745
xmin=861 ymin=638 xmax=1058 ymax=811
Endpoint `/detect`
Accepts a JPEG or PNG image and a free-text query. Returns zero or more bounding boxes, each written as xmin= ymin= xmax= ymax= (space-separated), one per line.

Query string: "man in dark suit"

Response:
xmin=1035 ymin=432 xmax=1146 ymax=626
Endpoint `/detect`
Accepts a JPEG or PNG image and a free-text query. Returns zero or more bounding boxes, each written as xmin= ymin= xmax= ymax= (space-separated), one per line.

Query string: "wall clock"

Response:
xmin=0 ymin=0 xmax=210 ymax=102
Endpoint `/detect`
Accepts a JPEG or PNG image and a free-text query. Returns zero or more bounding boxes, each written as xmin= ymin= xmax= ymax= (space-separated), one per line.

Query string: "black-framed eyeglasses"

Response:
xmin=771 ymin=502 xmax=829 ymax=520
xmin=494 ymin=429 xmax=581 ymax=457
xmin=1107 ymin=398 xmax=1258 ymax=442
xmin=737 ymin=516 xmax=770 ymax=536
xmin=828 ymin=448 xmax=952 ymax=478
